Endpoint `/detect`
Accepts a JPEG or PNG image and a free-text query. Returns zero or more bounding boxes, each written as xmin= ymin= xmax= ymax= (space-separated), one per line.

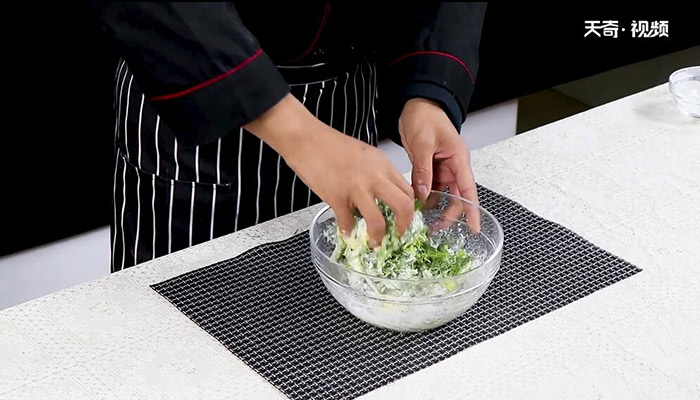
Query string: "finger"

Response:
xmin=353 ymin=193 xmax=385 ymax=248
xmin=410 ymin=145 xmax=434 ymax=201
xmin=444 ymin=186 xmax=466 ymax=225
xmin=422 ymin=188 xmax=441 ymax=211
xmin=421 ymin=174 xmax=452 ymax=211
xmin=430 ymin=185 xmax=465 ymax=232
xmin=376 ymin=183 xmax=414 ymax=237
xmin=453 ymin=157 xmax=481 ymax=233
xmin=333 ymin=200 xmax=356 ymax=236
xmin=387 ymin=166 xmax=414 ymax=200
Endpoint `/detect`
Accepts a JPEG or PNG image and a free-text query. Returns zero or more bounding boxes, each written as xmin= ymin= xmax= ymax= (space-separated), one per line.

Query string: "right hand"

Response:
xmin=245 ymin=94 xmax=415 ymax=247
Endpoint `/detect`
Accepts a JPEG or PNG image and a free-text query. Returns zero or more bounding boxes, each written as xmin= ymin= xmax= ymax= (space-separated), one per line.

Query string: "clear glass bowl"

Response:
xmin=309 ymin=190 xmax=504 ymax=332
xmin=669 ymin=66 xmax=700 ymax=118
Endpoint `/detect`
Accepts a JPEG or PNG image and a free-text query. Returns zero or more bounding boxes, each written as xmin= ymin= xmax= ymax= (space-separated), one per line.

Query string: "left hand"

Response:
xmin=399 ymin=98 xmax=481 ymax=233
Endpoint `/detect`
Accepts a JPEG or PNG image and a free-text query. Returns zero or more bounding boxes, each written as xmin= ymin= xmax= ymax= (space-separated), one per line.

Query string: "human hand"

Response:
xmin=398 ymin=98 xmax=481 ymax=233
xmin=245 ymin=94 xmax=415 ymax=246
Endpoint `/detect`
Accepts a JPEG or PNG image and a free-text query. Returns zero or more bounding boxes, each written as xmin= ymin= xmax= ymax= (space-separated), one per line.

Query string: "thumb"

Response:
xmin=411 ymin=147 xmax=434 ymax=201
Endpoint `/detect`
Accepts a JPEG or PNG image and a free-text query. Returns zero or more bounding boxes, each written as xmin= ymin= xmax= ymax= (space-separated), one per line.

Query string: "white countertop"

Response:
xmin=2 ymin=84 xmax=699 ymax=399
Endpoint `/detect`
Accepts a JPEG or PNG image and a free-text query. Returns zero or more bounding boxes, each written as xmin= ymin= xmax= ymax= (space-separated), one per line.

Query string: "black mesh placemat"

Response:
xmin=152 ymin=186 xmax=640 ymax=400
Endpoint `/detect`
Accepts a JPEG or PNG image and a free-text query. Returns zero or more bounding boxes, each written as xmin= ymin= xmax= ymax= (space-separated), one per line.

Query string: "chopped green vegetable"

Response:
xmin=328 ymin=200 xmax=473 ymax=279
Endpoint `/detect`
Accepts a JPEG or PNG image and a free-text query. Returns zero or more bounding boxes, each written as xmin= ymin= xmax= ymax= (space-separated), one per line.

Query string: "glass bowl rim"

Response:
xmin=669 ymin=66 xmax=700 ymax=104
xmin=669 ymin=66 xmax=700 ymax=83
xmin=309 ymin=189 xmax=505 ymax=284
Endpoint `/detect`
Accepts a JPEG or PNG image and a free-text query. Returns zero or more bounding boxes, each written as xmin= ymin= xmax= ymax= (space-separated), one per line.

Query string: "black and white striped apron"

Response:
xmin=111 ymin=58 xmax=379 ymax=271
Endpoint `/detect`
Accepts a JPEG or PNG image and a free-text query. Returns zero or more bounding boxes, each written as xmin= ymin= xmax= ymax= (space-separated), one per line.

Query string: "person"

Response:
xmin=90 ymin=2 xmax=487 ymax=271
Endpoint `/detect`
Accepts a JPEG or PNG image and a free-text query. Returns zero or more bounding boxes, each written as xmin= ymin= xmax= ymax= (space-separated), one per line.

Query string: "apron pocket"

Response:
xmin=113 ymin=151 xmax=236 ymax=269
